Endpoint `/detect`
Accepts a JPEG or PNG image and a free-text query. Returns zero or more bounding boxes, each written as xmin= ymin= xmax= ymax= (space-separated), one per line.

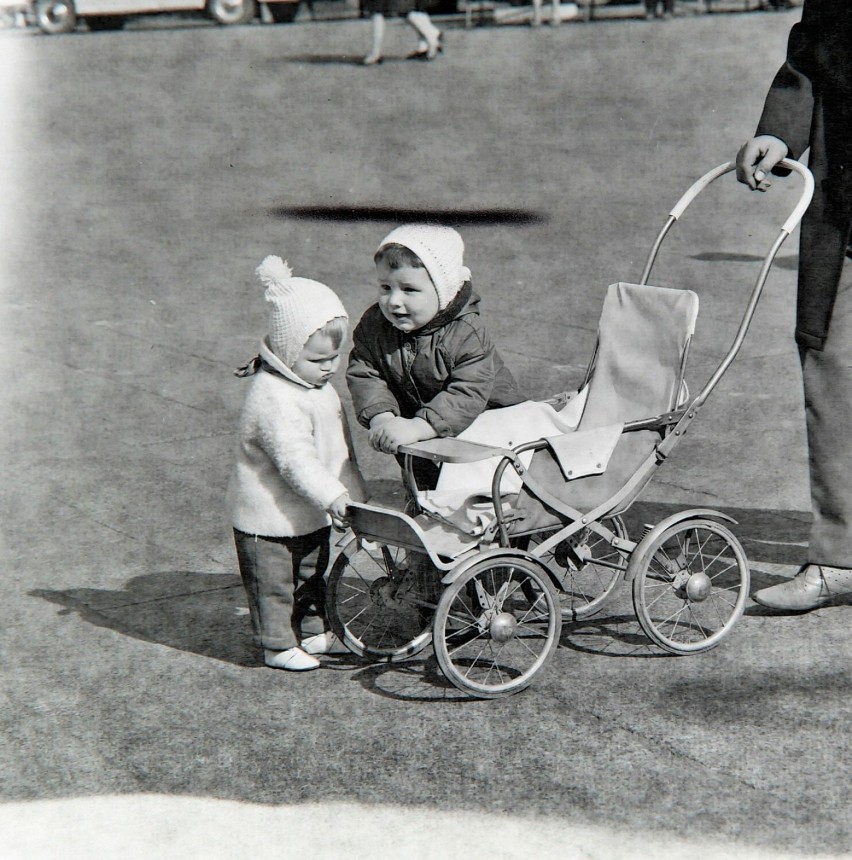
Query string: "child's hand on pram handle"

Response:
xmin=736 ymin=134 xmax=789 ymax=192
xmin=327 ymin=492 xmax=352 ymax=530
xmin=368 ymin=413 xmax=437 ymax=454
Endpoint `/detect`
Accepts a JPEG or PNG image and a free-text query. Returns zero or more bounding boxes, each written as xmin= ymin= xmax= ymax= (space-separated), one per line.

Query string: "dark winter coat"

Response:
xmin=347 ymin=282 xmax=524 ymax=438
xmin=757 ymin=0 xmax=852 ymax=350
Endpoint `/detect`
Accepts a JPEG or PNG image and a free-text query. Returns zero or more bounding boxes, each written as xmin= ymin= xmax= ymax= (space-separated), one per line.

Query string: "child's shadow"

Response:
xmin=31 ymin=572 xmax=258 ymax=668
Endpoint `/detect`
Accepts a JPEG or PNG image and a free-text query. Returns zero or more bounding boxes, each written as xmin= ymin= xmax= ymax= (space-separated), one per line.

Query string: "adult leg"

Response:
xmin=754 ymin=232 xmax=852 ymax=609
xmin=406 ymin=10 xmax=441 ymax=59
xmin=363 ymin=13 xmax=384 ymax=65
xmin=804 ymin=253 xmax=852 ymax=568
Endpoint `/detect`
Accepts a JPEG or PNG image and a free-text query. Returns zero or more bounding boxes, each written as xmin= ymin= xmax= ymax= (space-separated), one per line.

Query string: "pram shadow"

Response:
xmin=31 ymin=571 xmax=260 ymax=668
xmin=324 ymin=653 xmax=472 ymax=703
xmin=559 ymin=612 xmax=669 ymax=659
xmin=28 ymin=503 xmax=814 ymax=683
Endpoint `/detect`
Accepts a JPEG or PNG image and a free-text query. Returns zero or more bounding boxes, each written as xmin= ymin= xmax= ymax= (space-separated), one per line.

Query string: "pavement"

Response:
xmin=1 ymin=4 xmax=850 ymax=859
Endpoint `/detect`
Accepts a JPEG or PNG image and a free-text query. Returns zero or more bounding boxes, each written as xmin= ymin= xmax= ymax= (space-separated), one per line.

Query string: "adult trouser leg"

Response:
xmin=803 ymin=253 xmax=852 ymax=568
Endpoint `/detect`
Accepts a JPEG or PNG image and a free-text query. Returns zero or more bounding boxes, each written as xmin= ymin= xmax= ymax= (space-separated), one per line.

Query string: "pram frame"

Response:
xmin=331 ymin=159 xmax=814 ymax=696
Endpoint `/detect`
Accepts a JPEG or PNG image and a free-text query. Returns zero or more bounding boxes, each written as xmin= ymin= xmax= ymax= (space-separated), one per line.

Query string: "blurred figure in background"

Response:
xmin=361 ymin=0 xmax=443 ymax=66
xmin=644 ymin=0 xmax=675 ymax=20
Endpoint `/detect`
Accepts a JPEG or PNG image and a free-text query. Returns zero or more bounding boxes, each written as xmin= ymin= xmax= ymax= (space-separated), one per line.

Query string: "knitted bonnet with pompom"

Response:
xmin=257 ymin=255 xmax=348 ymax=367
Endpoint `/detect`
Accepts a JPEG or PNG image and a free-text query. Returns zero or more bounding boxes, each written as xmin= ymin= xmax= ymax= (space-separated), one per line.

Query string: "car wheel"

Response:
xmin=207 ymin=0 xmax=255 ymax=24
xmin=35 ymin=0 xmax=77 ymax=33
xmin=266 ymin=1 xmax=298 ymax=22
xmin=85 ymin=14 xmax=125 ymax=29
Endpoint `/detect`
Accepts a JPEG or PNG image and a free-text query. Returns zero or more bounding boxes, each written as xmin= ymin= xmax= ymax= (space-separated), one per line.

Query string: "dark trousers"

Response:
xmin=233 ymin=527 xmax=331 ymax=651
xmin=802 ymin=254 xmax=852 ymax=567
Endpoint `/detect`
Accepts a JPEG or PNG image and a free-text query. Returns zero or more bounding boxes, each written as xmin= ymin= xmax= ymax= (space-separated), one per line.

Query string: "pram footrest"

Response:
xmin=346 ymin=502 xmax=477 ymax=570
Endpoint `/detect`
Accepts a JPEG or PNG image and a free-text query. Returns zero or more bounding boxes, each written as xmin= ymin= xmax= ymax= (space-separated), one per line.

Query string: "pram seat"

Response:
xmin=415 ymin=281 xmax=699 ymax=537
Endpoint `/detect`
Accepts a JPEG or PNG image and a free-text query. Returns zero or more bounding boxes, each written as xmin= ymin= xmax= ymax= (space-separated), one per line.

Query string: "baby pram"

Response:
xmin=328 ymin=159 xmax=814 ymax=699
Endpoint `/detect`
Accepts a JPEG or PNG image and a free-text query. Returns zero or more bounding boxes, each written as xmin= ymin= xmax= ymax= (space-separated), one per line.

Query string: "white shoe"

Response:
xmin=264 ymin=647 xmax=320 ymax=671
xmin=752 ymin=564 xmax=852 ymax=611
xmin=300 ymin=631 xmax=342 ymax=655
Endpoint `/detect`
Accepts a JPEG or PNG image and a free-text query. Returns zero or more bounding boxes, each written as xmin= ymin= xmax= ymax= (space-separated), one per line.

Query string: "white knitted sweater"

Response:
xmin=226 ymin=341 xmax=365 ymax=537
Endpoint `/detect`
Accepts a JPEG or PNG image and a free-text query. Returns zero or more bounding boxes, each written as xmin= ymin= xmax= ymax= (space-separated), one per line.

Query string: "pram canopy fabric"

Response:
xmin=513 ymin=282 xmax=699 ymax=531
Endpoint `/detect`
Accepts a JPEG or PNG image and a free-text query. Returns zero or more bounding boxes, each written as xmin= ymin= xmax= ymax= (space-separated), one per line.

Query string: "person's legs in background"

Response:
xmin=363 ymin=12 xmax=385 ymax=65
xmin=406 ymin=10 xmax=442 ymax=59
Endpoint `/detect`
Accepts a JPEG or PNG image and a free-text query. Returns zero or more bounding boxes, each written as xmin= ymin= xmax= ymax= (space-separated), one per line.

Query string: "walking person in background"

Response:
xmin=361 ymin=0 xmax=443 ymax=66
xmin=736 ymin=0 xmax=852 ymax=610
xmin=644 ymin=0 xmax=674 ymax=20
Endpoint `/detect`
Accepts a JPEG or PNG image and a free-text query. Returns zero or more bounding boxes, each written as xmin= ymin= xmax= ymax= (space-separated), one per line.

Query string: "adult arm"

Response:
xmin=736 ymin=17 xmax=815 ymax=189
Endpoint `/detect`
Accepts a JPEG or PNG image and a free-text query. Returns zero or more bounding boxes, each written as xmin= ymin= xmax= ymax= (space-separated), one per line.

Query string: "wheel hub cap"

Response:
xmin=686 ymin=571 xmax=712 ymax=602
xmin=490 ymin=611 xmax=517 ymax=643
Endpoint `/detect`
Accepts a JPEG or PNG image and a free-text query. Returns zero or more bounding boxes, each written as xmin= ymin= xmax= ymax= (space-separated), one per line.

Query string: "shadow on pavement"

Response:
xmin=269 ymin=203 xmax=549 ymax=224
xmin=344 ymin=656 xmax=472 ymax=702
xmin=691 ymin=250 xmax=799 ymax=270
xmin=31 ymin=572 xmax=259 ymax=668
xmin=659 ymin=669 xmax=852 ymax=723
xmin=625 ymin=502 xmax=810 ymax=566
xmin=560 ymin=613 xmax=670 ymax=659
xmin=28 ymin=504 xmax=811 ymax=674
xmin=282 ymin=54 xmax=380 ymax=65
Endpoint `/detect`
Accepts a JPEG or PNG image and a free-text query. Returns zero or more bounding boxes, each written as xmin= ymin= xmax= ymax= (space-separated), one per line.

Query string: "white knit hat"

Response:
xmin=377 ymin=224 xmax=472 ymax=310
xmin=256 ymin=255 xmax=348 ymax=367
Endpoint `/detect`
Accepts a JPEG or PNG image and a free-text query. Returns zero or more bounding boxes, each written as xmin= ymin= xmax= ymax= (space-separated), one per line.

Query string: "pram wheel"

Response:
xmin=631 ymin=518 xmax=749 ymax=654
xmin=326 ymin=536 xmax=437 ymax=662
xmin=518 ymin=516 xmax=627 ymax=620
xmin=433 ymin=555 xmax=562 ymax=699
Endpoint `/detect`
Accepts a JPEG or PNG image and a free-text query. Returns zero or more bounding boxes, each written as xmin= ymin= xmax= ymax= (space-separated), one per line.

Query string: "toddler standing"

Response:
xmin=227 ymin=256 xmax=366 ymax=671
xmin=347 ymin=224 xmax=524 ymax=490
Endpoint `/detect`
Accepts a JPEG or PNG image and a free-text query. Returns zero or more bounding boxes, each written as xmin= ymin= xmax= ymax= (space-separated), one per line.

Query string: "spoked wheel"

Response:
xmin=518 ymin=516 xmax=627 ymax=619
xmin=326 ymin=536 xmax=438 ymax=662
xmin=631 ymin=518 xmax=750 ymax=654
xmin=433 ymin=555 xmax=562 ymax=699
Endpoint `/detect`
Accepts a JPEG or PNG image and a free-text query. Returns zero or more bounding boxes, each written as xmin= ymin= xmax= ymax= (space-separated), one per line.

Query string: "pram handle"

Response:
xmin=639 ymin=158 xmax=814 ymax=411
xmin=640 ymin=158 xmax=814 ymax=287
xmin=668 ymin=158 xmax=814 ymax=235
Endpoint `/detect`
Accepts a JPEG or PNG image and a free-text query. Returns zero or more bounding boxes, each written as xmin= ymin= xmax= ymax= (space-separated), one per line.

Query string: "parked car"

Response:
xmin=33 ymin=0 xmax=300 ymax=33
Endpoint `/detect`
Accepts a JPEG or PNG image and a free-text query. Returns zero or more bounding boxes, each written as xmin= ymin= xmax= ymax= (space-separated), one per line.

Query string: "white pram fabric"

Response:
xmin=417 ymin=393 xmax=601 ymax=534
xmin=416 ymin=282 xmax=699 ymax=537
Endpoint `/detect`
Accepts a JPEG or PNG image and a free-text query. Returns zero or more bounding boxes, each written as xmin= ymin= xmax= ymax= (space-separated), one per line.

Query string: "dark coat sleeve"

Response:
xmin=346 ymin=314 xmax=401 ymax=428
xmin=415 ymin=318 xmax=501 ymax=438
xmin=755 ymin=19 xmax=815 ymax=161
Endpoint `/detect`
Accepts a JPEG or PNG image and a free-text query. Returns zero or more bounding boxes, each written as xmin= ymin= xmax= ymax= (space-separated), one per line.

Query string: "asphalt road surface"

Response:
xmin=2 ymin=5 xmax=850 ymax=858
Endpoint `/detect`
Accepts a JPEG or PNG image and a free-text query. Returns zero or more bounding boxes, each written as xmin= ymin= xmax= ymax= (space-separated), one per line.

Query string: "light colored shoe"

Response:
xmin=264 ymin=647 xmax=320 ymax=671
xmin=752 ymin=564 xmax=852 ymax=611
xmin=300 ymin=631 xmax=341 ymax=655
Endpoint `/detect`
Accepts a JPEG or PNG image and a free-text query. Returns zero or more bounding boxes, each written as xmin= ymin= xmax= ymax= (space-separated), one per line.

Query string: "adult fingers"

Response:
xmin=735 ymin=139 xmax=761 ymax=189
